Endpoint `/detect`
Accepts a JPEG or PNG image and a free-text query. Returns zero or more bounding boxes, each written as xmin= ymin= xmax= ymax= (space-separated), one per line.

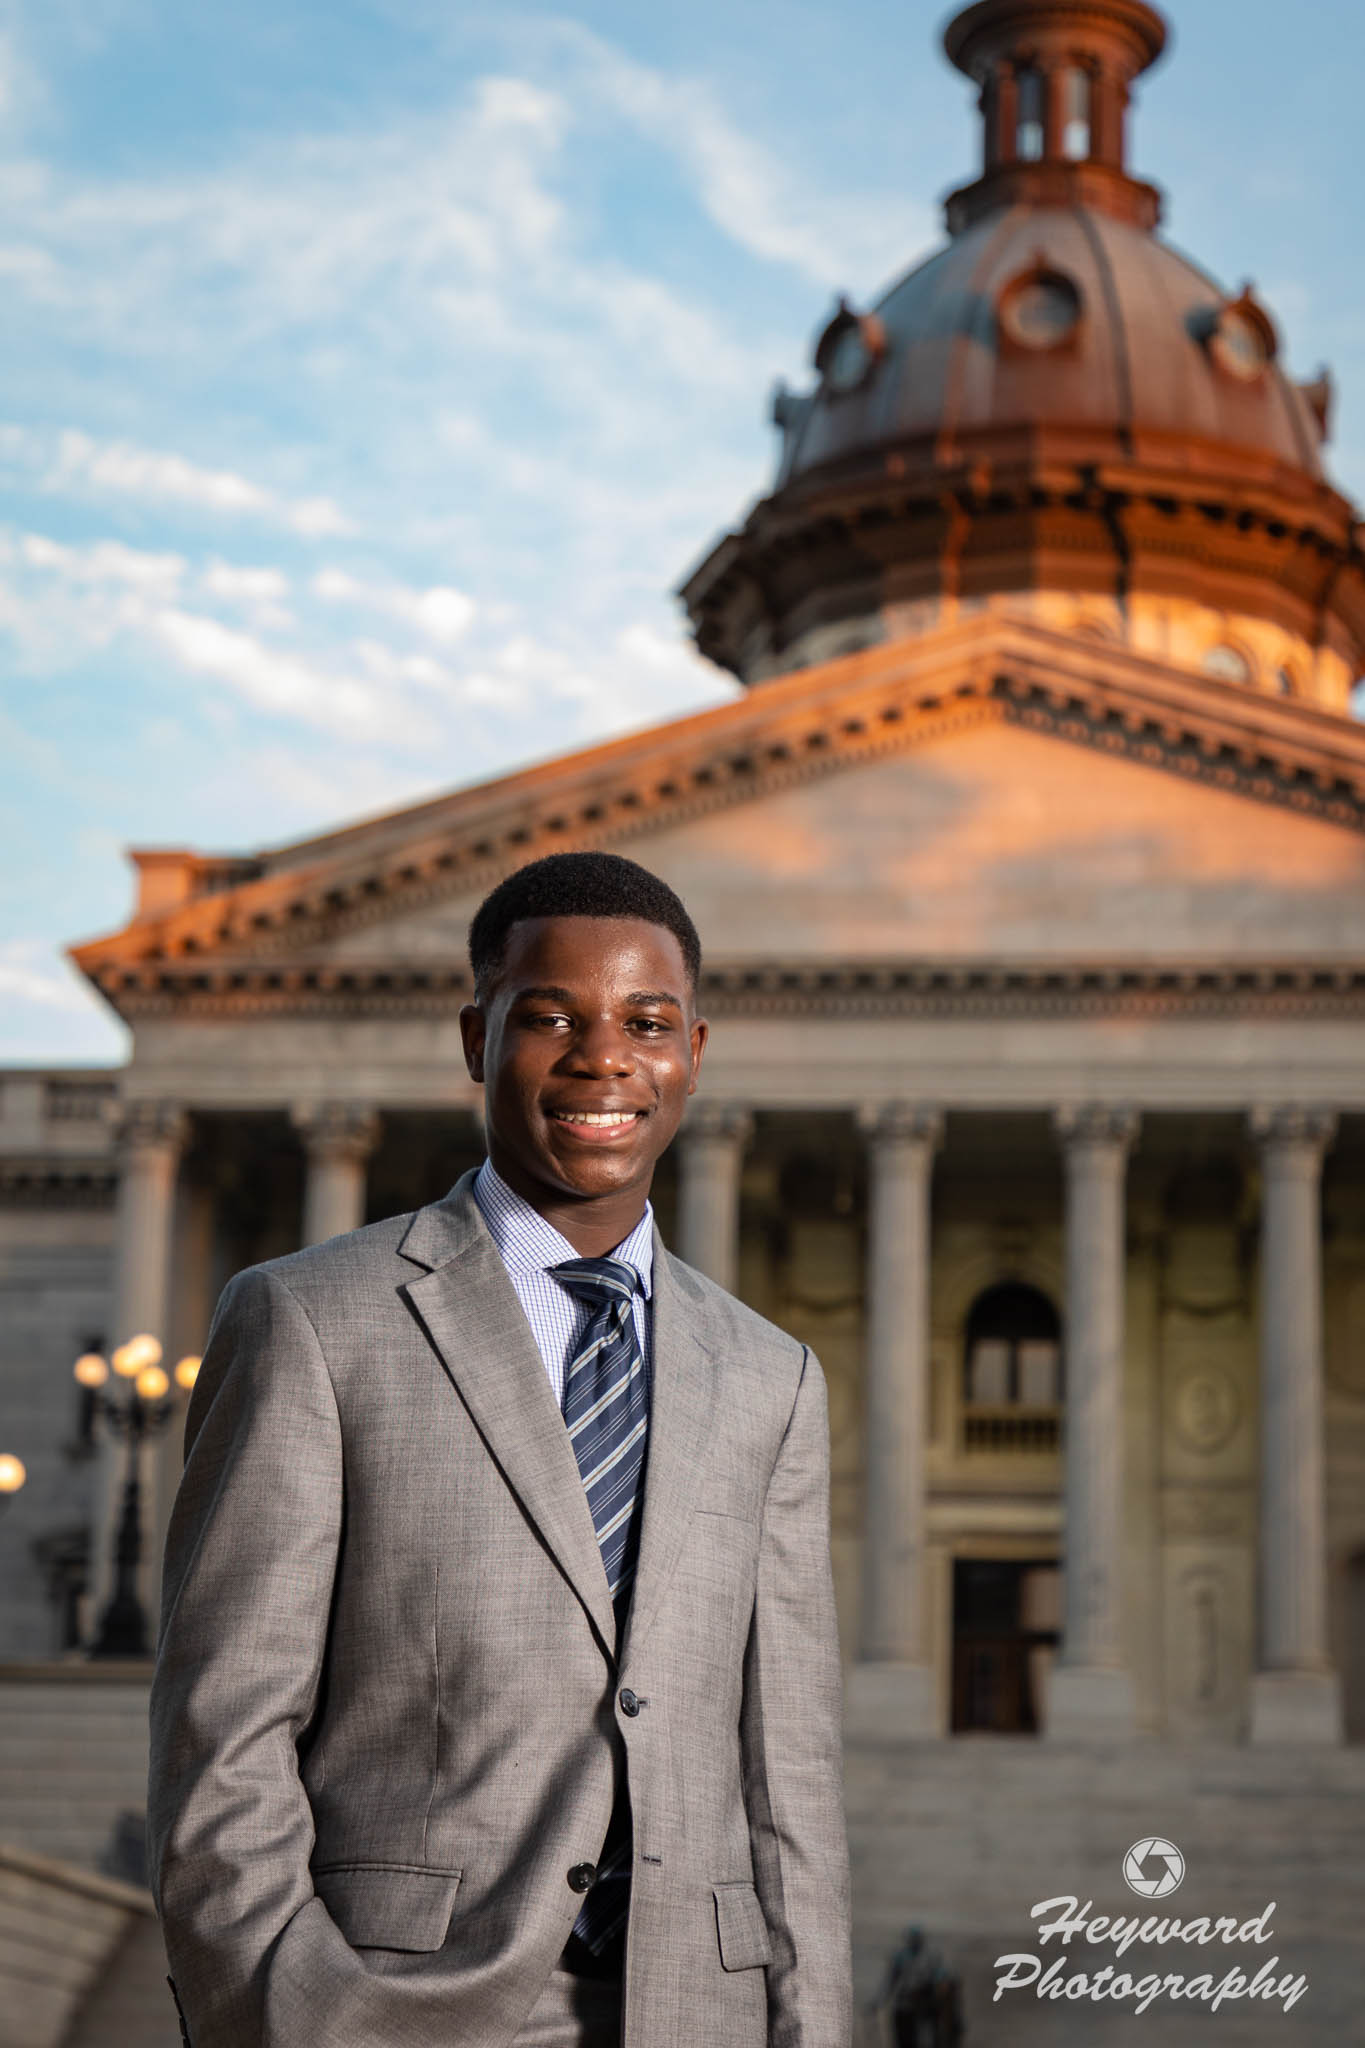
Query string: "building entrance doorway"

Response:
xmin=951 ymin=1558 xmax=1060 ymax=1733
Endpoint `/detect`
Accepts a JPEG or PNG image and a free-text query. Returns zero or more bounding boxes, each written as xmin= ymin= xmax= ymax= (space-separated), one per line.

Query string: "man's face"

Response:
xmin=460 ymin=914 xmax=707 ymax=1227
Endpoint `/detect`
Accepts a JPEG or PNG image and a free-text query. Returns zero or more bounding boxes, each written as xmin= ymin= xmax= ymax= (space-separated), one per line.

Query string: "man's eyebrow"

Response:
xmin=624 ymin=989 xmax=684 ymax=1010
xmin=508 ymin=984 xmax=685 ymax=1011
xmin=509 ymin=985 xmax=578 ymax=1006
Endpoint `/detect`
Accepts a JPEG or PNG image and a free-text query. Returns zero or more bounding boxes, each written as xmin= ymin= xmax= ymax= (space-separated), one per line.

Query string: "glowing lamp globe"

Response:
xmin=74 ymin=1352 xmax=110 ymax=1389
xmin=174 ymin=1355 xmax=202 ymax=1391
xmin=122 ymin=1334 xmax=163 ymax=1374
xmin=136 ymin=1365 xmax=170 ymax=1402
xmin=0 ymin=1454 xmax=25 ymax=1495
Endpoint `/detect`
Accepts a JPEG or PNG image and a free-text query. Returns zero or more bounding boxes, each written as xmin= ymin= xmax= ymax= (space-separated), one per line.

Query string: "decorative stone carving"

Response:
xmin=291 ymin=1103 xmax=381 ymax=1246
xmin=1173 ymin=1367 xmax=1241 ymax=1454
xmin=114 ymin=1101 xmax=189 ymax=1158
xmin=1247 ymin=1105 xmax=1337 ymax=1156
xmin=856 ymin=1102 xmax=944 ymax=1150
xmin=290 ymin=1102 xmax=382 ymax=1166
xmin=1053 ymin=1103 xmax=1140 ymax=1152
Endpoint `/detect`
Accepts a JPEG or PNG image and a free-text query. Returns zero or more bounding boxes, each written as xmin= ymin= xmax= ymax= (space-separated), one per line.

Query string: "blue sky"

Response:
xmin=2 ymin=0 xmax=1362 ymax=1063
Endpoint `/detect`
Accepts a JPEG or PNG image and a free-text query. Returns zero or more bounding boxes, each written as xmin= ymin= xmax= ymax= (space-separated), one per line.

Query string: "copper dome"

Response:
xmin=681 ymin=0 xmax=1364 ymax=695
xmin=773 ymin=209 xmax=1326 ymax=499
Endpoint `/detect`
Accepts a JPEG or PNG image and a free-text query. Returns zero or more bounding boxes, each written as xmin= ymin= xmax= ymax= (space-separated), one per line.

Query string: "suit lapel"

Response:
xmin=400 ymin=1179 xmax=617 ymax=1657
xmin=620 ymin=1238 xmax=722 ymax=1665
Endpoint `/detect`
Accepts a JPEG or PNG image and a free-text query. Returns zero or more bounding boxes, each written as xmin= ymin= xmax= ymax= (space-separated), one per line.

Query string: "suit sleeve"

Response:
xmin=147 ymin=1265 xmax=343 ymax=2048
xmin=741 ymin=1346 xmax=853 ymax=2047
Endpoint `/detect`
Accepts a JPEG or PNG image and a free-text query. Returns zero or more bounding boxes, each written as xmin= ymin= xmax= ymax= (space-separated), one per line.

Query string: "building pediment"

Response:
xmin=70 ymin=615 xmax=1365 ymax=1024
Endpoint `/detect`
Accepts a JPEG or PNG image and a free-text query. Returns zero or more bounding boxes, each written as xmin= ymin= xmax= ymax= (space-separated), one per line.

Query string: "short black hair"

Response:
xmin=468 ymin=851 xmax=702 ymax=999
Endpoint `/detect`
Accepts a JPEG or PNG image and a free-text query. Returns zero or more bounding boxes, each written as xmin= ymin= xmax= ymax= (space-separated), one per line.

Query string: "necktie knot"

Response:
xmin=549 ymin=1256 xmax=642 ymax=1309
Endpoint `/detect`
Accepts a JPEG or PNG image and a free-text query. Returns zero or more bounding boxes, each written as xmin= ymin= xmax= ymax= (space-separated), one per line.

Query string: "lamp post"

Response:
xmin=77 ymin=1339 xmax=200 ymax=1658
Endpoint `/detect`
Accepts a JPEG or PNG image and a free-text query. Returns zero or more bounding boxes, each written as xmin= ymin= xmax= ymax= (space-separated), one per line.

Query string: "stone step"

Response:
xmin=0 ymin=1844 xmax=151 ymax=2048
xmin=62 ymin=1912 xmax=181 ymax=2048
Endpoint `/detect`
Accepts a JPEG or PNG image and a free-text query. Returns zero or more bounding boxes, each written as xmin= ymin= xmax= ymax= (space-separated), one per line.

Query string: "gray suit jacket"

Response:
xmin=148 ymin=1171 xmax=851 ymax=2048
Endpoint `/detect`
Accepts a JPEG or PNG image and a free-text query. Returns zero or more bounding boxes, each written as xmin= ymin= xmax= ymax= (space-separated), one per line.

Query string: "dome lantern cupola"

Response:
xmin=942 ymin=0 xmax=1167 ymax=232
xmin=679 ymin=1 xmax=1365 ymax=708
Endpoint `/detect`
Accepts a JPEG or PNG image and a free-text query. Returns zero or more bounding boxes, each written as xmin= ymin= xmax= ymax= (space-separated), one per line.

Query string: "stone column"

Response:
xmin=674 ymin=1103 xmax=752 ymax=1292
xmin=293 ymin=1104 xmax=381 ymax=1246
xmin=90 ymin=1102 xmax=189 ymax=1625
xmin=1043 ymin=63 xmax=1068 ymax=158
xmin=1248 ymin=1109 xmax=1343 ymax=1745
xmin=993 ymin=64 xmax=1019 ymax=167
xmin=1047 ymin=1106 xmax=1139 ymax=1739
xmin=846 ymin=1104 xmax=942 ymax=1739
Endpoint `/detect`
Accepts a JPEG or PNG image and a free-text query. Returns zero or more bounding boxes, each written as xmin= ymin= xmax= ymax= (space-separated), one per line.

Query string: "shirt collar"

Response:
xmin=473 ymin=1157 xmax=654 ymax=1298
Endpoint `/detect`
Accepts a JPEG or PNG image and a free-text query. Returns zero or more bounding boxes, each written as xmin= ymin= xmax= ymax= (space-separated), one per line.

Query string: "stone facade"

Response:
xmin=5 ymin=618 xmax=1365 ymax=1747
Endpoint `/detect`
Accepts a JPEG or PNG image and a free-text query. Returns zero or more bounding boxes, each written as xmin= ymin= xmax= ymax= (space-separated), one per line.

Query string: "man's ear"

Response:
xmin=459 ymin=1003 xmax=486 ymax=1083
xmin=687 ymin=1015 xmax=709 ymax=1094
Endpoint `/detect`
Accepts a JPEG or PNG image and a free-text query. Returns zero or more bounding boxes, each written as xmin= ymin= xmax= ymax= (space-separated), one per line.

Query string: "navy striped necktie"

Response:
xmin=551 ymin=1256 xmax=650 ymax=1610
xmin=550 ymin=1255 xmax=650 ymax=1957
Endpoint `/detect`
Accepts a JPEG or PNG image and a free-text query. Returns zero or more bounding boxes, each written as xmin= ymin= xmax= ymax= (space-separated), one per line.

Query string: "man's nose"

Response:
xmin=564 ymin=1018 xmax=635 ymax=1074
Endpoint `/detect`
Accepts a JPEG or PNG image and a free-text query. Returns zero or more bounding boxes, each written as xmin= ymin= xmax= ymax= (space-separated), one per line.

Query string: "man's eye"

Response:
xmin=632 ymin=1017 xmax=668 ymax=1033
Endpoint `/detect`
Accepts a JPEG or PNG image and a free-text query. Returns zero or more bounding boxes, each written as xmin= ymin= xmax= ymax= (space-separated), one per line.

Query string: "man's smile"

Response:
xmin=548 ymin=1107 xmax=649 ymax=1137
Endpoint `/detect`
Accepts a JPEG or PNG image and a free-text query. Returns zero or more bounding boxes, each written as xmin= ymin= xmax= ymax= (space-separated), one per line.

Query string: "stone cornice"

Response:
xmin=92 ymin=956 xmax=1365 ymax=1025
xmin=685 ymin=442 xmax=1365 ymax=678
xmin=69 ymin=614 xmax=1365 ymax=1021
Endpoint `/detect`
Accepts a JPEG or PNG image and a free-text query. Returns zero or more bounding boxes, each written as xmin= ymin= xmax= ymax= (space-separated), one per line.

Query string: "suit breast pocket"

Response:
xmin=313 ymin=1862 xmax=462 ymax=1952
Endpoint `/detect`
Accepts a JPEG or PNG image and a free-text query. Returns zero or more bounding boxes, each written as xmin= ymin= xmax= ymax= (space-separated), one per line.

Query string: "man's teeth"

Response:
xmin=553 ymin=1111 xmax=638 ymax=1126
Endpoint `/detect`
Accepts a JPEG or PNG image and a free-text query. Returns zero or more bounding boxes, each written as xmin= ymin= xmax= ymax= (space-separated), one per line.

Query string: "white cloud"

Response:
xmin=20 ymin=530 xmax=186 ymax=596
xmin=202 ymin=562 xmax=289 ymax=606
xmin=45 ymin=428 xmax=351 ymax=536
xmin=149 ymin=607 xmax=411 ymax=743
xmin=542 ymin=25 xmax=935 ymax=294
xmin=201 ymin=558 xmax=294 ymax=630
xmin=313 ymin=566 xmax=476 ymax=644
xmin=0 ymin=940 xmax=95 ymax=1015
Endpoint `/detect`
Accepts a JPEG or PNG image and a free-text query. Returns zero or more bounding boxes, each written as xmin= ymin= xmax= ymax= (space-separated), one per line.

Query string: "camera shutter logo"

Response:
xmin=1122 ymin=1837 xmax=1185 ymax=1898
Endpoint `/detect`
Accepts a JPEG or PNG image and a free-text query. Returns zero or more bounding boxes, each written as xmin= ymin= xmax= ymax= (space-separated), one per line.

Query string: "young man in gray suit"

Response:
xmin=149 ymin=851 xmax=851 ymax=2048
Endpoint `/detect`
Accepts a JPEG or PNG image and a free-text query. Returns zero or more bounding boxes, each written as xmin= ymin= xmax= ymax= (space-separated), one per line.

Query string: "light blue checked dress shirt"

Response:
xmin=471 ymin=1158 xmax=654 ymax=1407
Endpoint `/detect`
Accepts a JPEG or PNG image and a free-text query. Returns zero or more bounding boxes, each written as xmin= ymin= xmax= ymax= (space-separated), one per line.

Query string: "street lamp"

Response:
xmin=77 ymin=1336 xmax=200 ymax=1659
xmin=0 ymin=1454 xmax=25 ymax=1511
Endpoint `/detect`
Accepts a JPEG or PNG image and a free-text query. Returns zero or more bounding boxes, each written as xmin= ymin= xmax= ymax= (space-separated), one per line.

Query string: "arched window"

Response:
xmin=1202 ymin=643 xmax=1252 ymax=685
xmin=1016 ymin=69 xmax=1045 ymax=160
xmin=964 ymin=1281 xmax=1063 ymax=1407
xmin=1062 ymin=68 xmax=1091 ymax=159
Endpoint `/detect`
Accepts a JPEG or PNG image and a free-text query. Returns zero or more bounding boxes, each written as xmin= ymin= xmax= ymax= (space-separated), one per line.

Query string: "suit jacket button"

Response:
xmin=619 ymin=1688 xmax=640 ymax=1717
xmin=568 ymin=1863 xmax=597 ymax=1893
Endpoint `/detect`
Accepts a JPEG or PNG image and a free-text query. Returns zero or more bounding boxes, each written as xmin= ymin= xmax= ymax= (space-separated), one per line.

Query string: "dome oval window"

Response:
xmin=814 ymin=302 xmax=886 ymax=397
xmin=1214 ymin=310 xmax=1268 ymax=380
xmin=1202 ymin=643 xmax=1252 ymax=685
xmin=999 ymin=267 xmax=1083 ymax=352
xmin=1199 ymin=288 xmax=1278 ymax=383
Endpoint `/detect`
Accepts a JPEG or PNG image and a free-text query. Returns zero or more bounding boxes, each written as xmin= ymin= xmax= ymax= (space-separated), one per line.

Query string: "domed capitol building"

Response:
xmin=2 ymin=1 xmax=1364 ymax=2037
